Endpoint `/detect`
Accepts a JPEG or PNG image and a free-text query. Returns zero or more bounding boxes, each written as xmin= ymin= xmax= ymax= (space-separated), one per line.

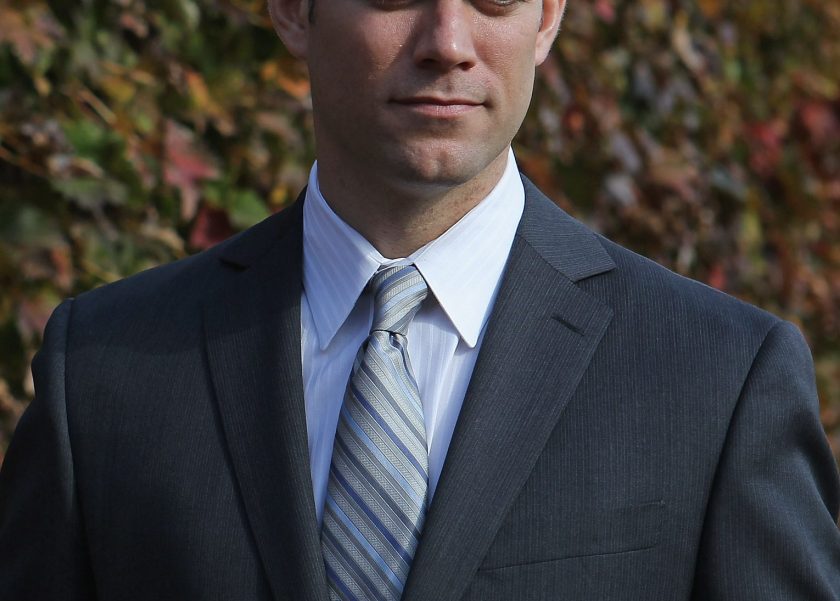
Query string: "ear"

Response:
xmin=534 ymin=0 xmax=566 ymax=65
xmin=267 ymin=0 xmax=311 ymax=60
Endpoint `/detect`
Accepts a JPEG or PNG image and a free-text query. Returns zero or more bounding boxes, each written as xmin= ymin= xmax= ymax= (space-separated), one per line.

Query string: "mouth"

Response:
xmin=390 ymin=96 xmax=483 ymax=117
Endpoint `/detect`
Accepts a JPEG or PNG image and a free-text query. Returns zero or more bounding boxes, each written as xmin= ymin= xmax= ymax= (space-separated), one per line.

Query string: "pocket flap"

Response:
xmin=479 ymin=500 xmax=666 ymax=571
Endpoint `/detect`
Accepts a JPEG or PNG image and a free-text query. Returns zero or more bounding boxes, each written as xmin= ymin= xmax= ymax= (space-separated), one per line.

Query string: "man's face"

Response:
xmin=286 ymin=0 xmax=563 ymax=193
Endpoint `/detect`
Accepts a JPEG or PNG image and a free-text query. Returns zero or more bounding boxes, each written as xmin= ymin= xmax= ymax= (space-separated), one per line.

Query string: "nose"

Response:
xmin=412 ymin=0 xmax=478 ymax=71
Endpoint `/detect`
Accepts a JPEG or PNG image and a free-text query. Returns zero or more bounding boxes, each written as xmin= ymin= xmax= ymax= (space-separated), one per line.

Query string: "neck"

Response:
xmin=316 ymin=153 xmax=509 ymax=259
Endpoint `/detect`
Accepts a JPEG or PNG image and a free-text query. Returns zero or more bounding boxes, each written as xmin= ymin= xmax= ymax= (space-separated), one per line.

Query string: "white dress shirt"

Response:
xmin=301 ymin=148 xmax=524 ymax=525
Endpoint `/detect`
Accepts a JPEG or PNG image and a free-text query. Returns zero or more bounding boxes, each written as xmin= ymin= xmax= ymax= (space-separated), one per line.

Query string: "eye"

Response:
xmin=368 ymin=0 xmax=524 ymax=9
xmin=366 ymin=0 xmax=526 ymax=14
xmin=475 ymin=0 xmax=527 ymax=15
xmin=368 ymin=0 xmax=415 ymax=9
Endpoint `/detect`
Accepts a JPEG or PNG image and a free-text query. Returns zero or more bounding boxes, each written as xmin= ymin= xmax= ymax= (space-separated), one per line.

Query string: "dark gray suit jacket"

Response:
xmin=1 ymin=178 xmax=839 ymax=600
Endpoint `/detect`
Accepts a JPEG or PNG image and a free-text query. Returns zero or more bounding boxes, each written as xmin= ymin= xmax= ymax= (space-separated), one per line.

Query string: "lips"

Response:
xmin=393 ymin=96 xmax=482 ymax=106
xmin=390 ymin=95 xmax=483 ymax=118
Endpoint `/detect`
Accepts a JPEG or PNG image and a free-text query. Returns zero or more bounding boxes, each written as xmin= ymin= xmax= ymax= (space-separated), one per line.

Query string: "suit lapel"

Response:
xmin=200 ymin=179 xmax=616 ymax=601
xmin=203 ymin=197 xmax=329 ymax=601
xmin=403 ymin=180 xmax=616 ymax=601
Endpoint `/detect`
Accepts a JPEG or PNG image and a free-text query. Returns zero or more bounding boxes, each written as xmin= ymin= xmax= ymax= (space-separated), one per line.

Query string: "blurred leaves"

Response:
xmin=0 ymin=0 xmax=312 ymax=459
xmin=0 ymin=0 xmax=838 ymax=461
xmin=519 ymin=0 xmax=840 ymax=456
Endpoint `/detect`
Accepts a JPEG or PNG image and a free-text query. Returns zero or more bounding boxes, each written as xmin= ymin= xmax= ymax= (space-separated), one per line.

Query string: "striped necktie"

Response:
xmin=321 ymin=264 xmax=429 ymax=601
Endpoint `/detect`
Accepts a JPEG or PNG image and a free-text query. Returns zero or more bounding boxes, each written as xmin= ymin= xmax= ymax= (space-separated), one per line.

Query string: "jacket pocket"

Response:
xmin=477 ymin=500 xmax=666 ymax=571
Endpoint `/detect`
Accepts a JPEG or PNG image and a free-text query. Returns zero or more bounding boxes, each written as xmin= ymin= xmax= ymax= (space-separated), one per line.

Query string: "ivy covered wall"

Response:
xmin=1 ymin=0 xmax=838 ymax=460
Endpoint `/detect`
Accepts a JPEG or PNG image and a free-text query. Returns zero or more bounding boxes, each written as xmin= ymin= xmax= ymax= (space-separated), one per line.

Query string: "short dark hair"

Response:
xmin=308 ymin=0 xmax=315 ymax=23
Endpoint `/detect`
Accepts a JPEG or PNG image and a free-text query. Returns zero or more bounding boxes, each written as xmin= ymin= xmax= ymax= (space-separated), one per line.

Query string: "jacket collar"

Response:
xmin=208 ymin=178 xmax=616 ymax=601
xmin=403 ymin=177 xmax=616 ymax=601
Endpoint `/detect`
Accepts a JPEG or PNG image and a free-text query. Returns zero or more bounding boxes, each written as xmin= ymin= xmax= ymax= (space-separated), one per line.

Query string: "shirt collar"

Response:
xmin=302 ymin=148 xmax=524 ymax=350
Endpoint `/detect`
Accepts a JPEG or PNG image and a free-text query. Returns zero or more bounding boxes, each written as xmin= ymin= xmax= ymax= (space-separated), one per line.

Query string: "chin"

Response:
xmin=389 ymin=145 xmax=497 ymax=190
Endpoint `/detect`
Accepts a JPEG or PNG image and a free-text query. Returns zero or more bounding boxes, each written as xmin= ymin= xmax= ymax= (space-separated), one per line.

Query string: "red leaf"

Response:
xmin=594 ymin=0 xmax=616 ymax=23
xmin=799 ymin=101 xmax=838 ymax=147
xmin=706 ymin=263 xmax=727 ymax=290
xmin=189 ymin=204 xmax=234 ymax=250
xmin=745 ymin=121 xmax=785 ymax=178
xmin=163 ymin=120 xmax=219 ymax=221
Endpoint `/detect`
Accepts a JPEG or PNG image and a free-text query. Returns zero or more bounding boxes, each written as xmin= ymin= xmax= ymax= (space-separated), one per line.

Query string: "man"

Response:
xmin=1 ymin=0 xmax=838 ymax=599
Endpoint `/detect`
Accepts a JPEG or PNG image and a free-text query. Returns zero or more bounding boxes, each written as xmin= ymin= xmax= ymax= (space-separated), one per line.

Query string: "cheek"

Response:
xmin=339 ymin=12 xmax=412 ymax=72
xmin=485 ymin=46 xmax=537 ymax=110
xmin=309 ymin=46 xmax=379 ymax=103
xmin=308 ymin=13 xmax=395 ymax=88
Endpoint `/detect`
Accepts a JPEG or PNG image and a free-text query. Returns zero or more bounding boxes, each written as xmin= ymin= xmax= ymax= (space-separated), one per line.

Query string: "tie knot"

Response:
xmin=370 ymin=264 xmax=428 ymax=335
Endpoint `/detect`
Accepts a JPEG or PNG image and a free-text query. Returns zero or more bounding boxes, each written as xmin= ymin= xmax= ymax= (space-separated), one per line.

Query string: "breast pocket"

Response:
xmin=464 ymin=501 xmax=668 ymax=601
xmin=478 ymin=500 xmax=666 ymax=571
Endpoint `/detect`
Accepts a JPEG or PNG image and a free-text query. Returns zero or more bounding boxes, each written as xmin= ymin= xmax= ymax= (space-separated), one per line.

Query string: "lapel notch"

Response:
xmin=203 ymin=197 xmax=329 ymax=601
xmin=403 ymin=181 xmax=616 ymax=601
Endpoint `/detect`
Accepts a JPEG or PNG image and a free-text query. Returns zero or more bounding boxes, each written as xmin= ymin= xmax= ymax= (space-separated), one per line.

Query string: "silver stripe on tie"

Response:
xmin=322 ymin=264 xmax=429 ymax=601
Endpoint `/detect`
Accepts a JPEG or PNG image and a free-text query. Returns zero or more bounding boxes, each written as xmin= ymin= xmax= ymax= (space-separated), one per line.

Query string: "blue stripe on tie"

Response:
xmin=347 ymin=366 xmax=428 ymax=466
xmin=324 ymin=562 xmax=363 ymax=601
xmin=349 ymin=379 xmax=426 ymax=477
xmin=391 ymin=343 xmax=424 ymax=414
xmin=339 ymin=406 xmax=425 ymax=506
xmin=372 ymin=272 xmax=409 ymax=314
xmin=371 ymin=265 xmax=416 ymax=294
xmin=389 ymin=336 xmax=423 ymax=406
xmin=334 ymin=435 xmax=422 ymax=536
xmin=324 ymin=263 xmax=428 ymax=601
xmin=374 ymin=267 xmax=411 ymax=296
xmin=326 ymin=495 xmax=404 ymax=591
xmin=331 ymin=465 xmax=414 ymax=565
xmin=376 ymin=285 xmax=424 ymax=324
xmin=365 ymin=335 xmax=424 ymax=416
xmin=358 ymin=337 xmax=420 ymax=407
xmin=323 ymin=527 xmax=386 ymax=601
xmin=356 ymin=357 xmax=424 ymax=440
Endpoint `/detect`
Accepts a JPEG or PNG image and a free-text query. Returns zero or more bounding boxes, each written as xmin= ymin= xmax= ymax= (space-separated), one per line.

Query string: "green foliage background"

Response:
xmin=1 ymin=0 xmax=838 ymax=462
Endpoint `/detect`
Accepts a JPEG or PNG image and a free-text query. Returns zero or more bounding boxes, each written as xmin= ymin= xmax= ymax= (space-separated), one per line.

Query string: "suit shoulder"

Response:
xmin=71 ymin=235 xmax=224 ymax=328
xmin=518 ymin=180 xmax=784 ymax=345
xmin=591 ymin=234 xmax=783 ymax=345
xmin=67 ymin=202 xmax=300 ymax=337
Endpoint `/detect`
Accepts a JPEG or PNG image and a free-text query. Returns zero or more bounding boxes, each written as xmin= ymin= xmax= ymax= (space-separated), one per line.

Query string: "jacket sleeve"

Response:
xmin=691 ymin=320 xmax=840 ymax=599
xmin=0 ymin=299 xmax=96 ymax=599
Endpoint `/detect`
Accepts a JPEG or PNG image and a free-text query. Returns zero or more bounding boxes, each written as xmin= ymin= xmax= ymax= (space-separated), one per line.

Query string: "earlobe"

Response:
xmin=267 ymin=0 xmax=311 ymax=60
